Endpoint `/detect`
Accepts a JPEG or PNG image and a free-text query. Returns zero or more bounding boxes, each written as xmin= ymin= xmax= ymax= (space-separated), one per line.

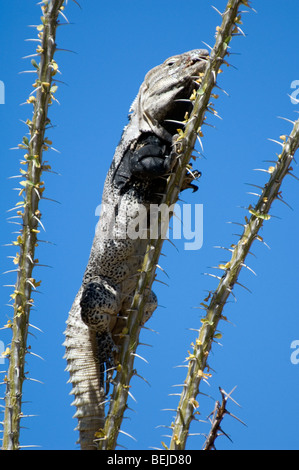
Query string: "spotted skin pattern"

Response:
xmin=65 ymin=49 xmax=208 ymax=449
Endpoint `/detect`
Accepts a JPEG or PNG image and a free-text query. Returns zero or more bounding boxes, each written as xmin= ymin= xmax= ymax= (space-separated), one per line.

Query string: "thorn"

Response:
xmin=221 ymin=60 xmax=238 ymax=71
xmin=226 ymin=221 xmax=246 ymax=228
xmin=268 ymin=138 xmax=284 ymax=148
xmin=18 ymin=445 xmax=41 ymax=449
xmin=26 ymin=278 xmax=36 ymax=289
xmin=6 ymin=215 xmax=22 ymax=221
xmin=231 ymin=32 xmax=245 ymax=38
xmin=255 ymin=236 xmax=271 ymax=250
xmin=70 ymin=0 xmax=82 ymax=8
xmin=202 ymin=121 xmax=216 ymax=129
xmin=140 ymin=325 xmax=159 ymax=334
xmin=24 ymin=38 xmax=41 ymax=43
xmin=41 ymin=196 xmax=61 ymax=204
xmin=134 ymin=371 xmax=151 ymax=387
xmin=211 ymin=69 xmax=217 ymax=84
xmin=164 ymin=119 xmax=186 ymax=126
xmin=288 ymin=171 xmax=299 ymax=182
xmin=276 ymin=195 xmax=293 ymax=210
xmin=55 ymin=47 xmax=77 ymax=55
xmin=154 ymin=279 xmax=169 ymax=287
xmin=25 ymin=377 xmax=44 ymax=384
xmin=22 ymin=53 xmax=39 ymax=60
xmin=207 ymin=107 xmax=223 ymax=120
xmin=211 ymin=5 xmax=223 ymax=16
xmin=287 ymin=94 xmax=299 ymax=105
xmin=236 ymin=26 xmax=246 ymax=37
xmin=219 ymin=386 xmax=239 ymax=406
xmin=130 ymin=352 xmax=149 ymax=364
xmin=192 ymin=148 xmax=207 ymax=159
xmin=192 ymin=80 xmax=201 ymax=88
xmin=37 ymin=239 xmax=56 ymax=246
xmin=6 ymin=205 xmax=25 ymax=213
xmin=252 ymin=168 xmax=274 ymax=174
xmin=19 ymin=414 xmax=39 ymax=418
xmin=263 ymin=159 xmax=282 ymax=165
xmin=196 ymin=134 xmax=204 ymax=152
xmin=28 ymin=323 xmax=43 ymax=333
xmin=32 ymin=216 xmax=46 ymax=232
xmin=155 ymin=264 xmax=169 ymax=278
xmin=49 ymin=146 xmax=61 ymax=154
xmin=246 ymin=191 xmax=261 ymax=198
xmin=138 ymin=341 xmax=153 ymax=348
xmin=98 ymin=398 xmax=110 ymax=407
xmin=18 ymin=70 xmax=37 ymax=74
xmin=105 ymin=365 xmax=117 ymax=375
xmin=27 ymin=351 xmax=44 ymax=361
xmin=241 ymin=263 xmax=257 ymax=276
xmin=33 ymin=187 xmax=41 ymax=200
xmin=277 ymin=116 xmax=296 ymax=125
xmin=56 ymin=21 xmax=75 ymax=27
xmin=2 ymin=269 xmax=20 ymax=275
xmin=174 ymin=98 xmax=193 ymax=105
xmin=244 ymin=182 xmax=264 ymax=191
xmin=7 ymin=221 xmax=22 ymax=227
xmin=127 ymin=391 xmax=137 ymax=404
xmin=214 ymin=83 xmax=230 ymax=97
xmin=203 ymin=273 xmax=222 ymax=281
xmin=201 ymin=41 xmax=213 ymax=51
xmin=226 ymin=410 xmax=247 ymax=426
xmin=235 ymin=280 xmax=252 ymax=294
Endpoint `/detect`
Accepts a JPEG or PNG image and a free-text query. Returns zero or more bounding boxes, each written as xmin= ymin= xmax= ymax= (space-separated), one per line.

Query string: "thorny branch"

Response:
xmin=168 ymin=116 xmax=299 ymax=449
xmin=203 ymin=387 xmax=245 ymax=450
xmin=2 ymin=0 xmax=66 ymax=451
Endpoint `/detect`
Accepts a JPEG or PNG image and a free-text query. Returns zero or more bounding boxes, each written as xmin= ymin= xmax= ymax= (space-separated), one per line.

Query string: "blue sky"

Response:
xmin=1 ymin=0 xmax=299 ymax=450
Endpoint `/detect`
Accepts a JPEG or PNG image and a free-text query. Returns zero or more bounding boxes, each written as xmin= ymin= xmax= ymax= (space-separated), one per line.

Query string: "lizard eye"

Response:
xmin=166 ymin=60 xmax=175 ymax=66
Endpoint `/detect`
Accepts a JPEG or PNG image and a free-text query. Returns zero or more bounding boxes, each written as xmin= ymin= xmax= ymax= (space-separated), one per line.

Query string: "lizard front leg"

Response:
xmin=113 ymin=134 xmax=174 ymax=191
xmin=80 ymin=277 xmax=121 ymax=393
xmin=128 ymin=134 xmax=201 ymax=192
xmin=129 ymin=134 xmax=174 ymax=178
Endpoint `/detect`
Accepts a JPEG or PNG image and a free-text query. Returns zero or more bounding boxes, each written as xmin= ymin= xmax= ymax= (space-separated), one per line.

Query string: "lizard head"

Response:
xmin=132 ymin=49 xmax=209 ymax=141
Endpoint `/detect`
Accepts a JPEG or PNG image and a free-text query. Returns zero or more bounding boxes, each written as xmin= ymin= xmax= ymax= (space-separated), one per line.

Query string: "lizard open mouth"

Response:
xmin=189 ymin=53 xmax=209 ymax=65
xmin=162 ymin=50 xmax=209 ymax=136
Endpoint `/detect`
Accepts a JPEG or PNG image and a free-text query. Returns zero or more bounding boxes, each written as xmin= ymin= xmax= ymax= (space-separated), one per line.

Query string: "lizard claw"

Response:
xmin=96 ymin=331 xmax=117 ymax=395
xmin=181 ymin=169 xmax=201 ymax=192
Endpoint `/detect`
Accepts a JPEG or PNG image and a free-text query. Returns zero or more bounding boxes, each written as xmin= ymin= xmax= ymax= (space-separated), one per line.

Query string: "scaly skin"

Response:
xmin=64 ymin=49 xmax=208 ymax=450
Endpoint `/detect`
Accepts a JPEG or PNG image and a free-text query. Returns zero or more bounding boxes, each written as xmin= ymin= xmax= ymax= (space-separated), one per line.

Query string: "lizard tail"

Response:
xmin=64 ymin=288 xmax=106 ymax=450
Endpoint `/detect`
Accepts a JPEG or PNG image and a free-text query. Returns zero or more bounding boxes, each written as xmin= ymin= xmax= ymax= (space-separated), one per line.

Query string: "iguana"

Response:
xmin=64 ymin=49 xmax=208 ymax=450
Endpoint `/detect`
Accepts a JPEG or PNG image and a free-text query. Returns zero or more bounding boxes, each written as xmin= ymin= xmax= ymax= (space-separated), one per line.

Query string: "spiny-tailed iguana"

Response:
xmin=64 ymin=49 xmax=208 ymax=450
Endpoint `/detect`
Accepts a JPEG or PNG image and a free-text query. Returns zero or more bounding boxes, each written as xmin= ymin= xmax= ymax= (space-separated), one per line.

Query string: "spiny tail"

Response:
xmin=64 ymin=288 xmax=106 ymax=450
